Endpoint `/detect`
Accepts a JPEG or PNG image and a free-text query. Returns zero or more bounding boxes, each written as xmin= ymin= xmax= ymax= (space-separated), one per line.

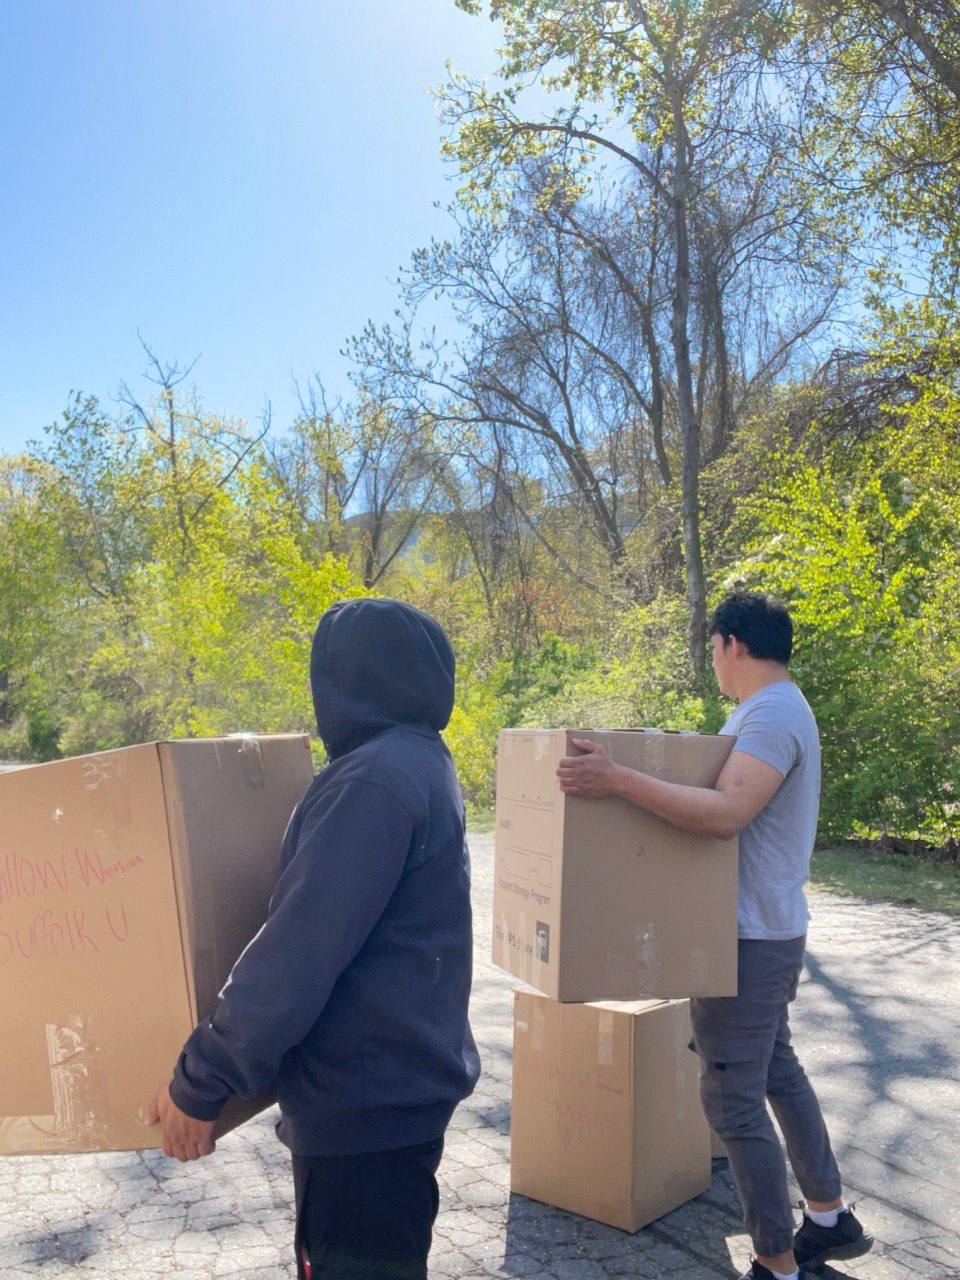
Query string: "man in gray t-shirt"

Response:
xmin=556 ymin=594 xmax=872 ymax=1280
xmin=722 ymin=678 xmax=820 ymax=941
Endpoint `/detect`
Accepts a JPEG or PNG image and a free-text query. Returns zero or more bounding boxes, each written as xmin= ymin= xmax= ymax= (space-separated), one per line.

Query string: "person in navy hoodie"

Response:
xmin=148 ymin=598 xmax=481 ymax=1280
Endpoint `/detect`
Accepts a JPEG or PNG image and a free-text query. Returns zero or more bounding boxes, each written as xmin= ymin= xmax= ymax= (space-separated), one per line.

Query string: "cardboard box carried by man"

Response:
xmin=492 ymin=726 xmax=740 ymax=1001
xmin=0 ymin=734 xmax=313 ymax=1155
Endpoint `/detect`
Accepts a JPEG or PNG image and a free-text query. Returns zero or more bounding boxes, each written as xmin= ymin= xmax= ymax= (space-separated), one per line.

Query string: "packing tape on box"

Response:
xmin=46 ymin=1015 xmax=110 ymax=1148
xmin=80 ymin=754 xmax=125 ymax=793
xmin=643 ymin=729 xmax=667 ymax=779
xmin=0 ymin=1016 xmax=111 ymax=1154
xmin=635 ymin=921 xmax=662 ymax=990
xmin=531 ymin=1002 xmax=546 ymax=1052
xmin=597 ymin=1011 xmax=615 ymax=1067
xmin=671 ymin=1004 xmax=689 ymax=1121
xmin=497 ymin=911 xmax=511 ymax=964
xmin=81 ymin=754 xmax=133 ymax=846
xmin=228 ymin=734 xmax=266 ymax=788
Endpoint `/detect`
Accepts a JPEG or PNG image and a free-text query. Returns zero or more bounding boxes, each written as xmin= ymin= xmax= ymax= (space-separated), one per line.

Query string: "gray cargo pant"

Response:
xmin=690 ymin=936 xmax=842 ymax=1257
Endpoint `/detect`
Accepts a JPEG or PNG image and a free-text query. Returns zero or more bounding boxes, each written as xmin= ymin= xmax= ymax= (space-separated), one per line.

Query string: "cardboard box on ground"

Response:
xmin=0 ymin=735 xmax=314 ymax=1156
xmin=492 ymin=728 xmax=739 ymax=1001
xmin=511 ymin=992 xmax=711 ymax=1233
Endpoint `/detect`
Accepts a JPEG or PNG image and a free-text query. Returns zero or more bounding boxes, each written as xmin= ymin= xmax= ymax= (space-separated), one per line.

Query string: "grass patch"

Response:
xmin=811 ymin=844 xmax=960 ymax=917
xmin=467 ymin=808 xmax=496 ymax=834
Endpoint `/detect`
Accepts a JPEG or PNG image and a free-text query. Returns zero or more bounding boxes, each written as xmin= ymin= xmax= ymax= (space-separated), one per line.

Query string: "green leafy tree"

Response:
xmin=728 ymin=357 xmax=960 ymax=839
xmin=431 ymin=0 xmax=851 ymax=678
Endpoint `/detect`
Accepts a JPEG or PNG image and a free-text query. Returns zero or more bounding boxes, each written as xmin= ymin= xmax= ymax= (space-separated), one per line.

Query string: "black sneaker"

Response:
xmin=793 ymin=1203 xmax=875 ymax=1269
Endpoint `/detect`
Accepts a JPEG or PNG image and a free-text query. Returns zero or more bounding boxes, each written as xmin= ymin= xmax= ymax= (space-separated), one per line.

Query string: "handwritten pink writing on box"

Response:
xmin=74 ymin=850 xmax=146 ymax=889
xmin=0 ymin=903 xmax=132 ymax=966
xmin=537 ymin=1060 xmax=626 ymax=1096
xmin=0 ymin=850 xmax=146 ymax=905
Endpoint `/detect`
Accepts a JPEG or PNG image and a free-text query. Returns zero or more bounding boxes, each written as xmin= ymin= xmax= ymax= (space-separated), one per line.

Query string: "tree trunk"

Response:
xmin=669 ymin=97 xmax=708 ymax=681
xmin=873 ymin=0 xmax=960 ymax=105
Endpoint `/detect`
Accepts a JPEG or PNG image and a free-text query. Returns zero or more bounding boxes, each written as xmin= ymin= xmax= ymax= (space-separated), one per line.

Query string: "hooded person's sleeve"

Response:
xmin=168 ymin=779 xmax=414 ymax=1120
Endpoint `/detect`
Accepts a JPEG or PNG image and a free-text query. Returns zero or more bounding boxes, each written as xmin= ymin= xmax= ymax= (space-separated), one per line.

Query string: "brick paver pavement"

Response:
xmin=2 ymin=832 xmax=959 ymax=1278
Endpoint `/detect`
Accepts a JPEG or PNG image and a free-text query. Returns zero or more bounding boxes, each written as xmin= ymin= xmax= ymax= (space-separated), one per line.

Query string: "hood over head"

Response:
xmin=311 ymin=598 xmax=455 ymax=759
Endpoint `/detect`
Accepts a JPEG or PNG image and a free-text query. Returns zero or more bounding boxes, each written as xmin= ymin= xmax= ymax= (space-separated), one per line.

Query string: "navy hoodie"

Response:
xmin=169 ymin=598 xmax=481 ymax=1155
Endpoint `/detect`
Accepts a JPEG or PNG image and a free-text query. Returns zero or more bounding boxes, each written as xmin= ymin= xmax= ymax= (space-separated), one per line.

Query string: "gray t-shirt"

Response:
xmin=720 ymin=679 xmax=821 ymax=940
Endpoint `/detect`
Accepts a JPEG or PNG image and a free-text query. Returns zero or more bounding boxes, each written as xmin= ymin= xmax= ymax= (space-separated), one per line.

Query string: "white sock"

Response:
xmin=805 ymin=1201 xmax=845 ymax=1228
xmin=770 ymin=1270 xmax=799 ymax=1280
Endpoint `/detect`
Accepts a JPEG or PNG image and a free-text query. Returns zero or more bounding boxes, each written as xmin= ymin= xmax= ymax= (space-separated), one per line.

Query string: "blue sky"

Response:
xmin=0 ymin=1 xmax=504 ymax=453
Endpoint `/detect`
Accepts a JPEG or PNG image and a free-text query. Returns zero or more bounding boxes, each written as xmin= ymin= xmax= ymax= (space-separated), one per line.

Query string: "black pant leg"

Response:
xmin=293 ymin=1138 xmax=444 ymax=1280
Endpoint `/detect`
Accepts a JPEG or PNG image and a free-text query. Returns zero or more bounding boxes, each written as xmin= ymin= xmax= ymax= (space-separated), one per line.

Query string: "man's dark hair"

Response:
xmin=709 ymin=592 xmax=793 ymax=664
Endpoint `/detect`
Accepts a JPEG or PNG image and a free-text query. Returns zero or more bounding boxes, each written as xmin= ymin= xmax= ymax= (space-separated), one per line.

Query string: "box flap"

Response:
xmin=158 ymin=735 xmax=313 ymax=1023
xmin=493 ymin=730 xmax=566 ymax=999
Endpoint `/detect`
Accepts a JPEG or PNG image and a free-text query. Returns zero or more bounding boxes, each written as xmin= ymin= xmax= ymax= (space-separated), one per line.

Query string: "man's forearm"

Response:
xmin=609 ymin=765 xmax=737 ymax=840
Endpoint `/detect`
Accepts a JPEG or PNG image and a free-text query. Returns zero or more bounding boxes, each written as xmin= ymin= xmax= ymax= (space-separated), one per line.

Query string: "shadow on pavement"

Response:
xmin=500 ymin=1188 xmax=749 ymax=1278
xmin=803 ymin=945 xmax=953 ymax=1171
xmin=10 ymin=1218 xmax=102 ymax=1267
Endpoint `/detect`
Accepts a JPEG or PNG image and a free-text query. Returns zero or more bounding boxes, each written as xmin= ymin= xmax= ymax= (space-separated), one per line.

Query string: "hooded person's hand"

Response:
xmin=147 ymin=1083 xmax=217 ymax=1162
xmin=556 ymin=738 xmax=623 ymax=798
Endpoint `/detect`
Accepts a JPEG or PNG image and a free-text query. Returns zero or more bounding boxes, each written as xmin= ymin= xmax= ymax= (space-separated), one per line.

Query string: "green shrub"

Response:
xmin=728 ymin=423 xmax=960 ymax=841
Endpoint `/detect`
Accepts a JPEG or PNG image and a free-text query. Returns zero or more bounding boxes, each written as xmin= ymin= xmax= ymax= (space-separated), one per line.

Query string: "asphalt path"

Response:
xmin=0 ymin=831 xmax=957 ymax=1278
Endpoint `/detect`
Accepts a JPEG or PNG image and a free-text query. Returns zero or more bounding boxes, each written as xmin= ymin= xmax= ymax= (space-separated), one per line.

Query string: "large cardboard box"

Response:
xmin=0 ymin=734 xmax=313 ymax=1155
xmin=493 ymin=728 xmax=739 ymax=1001
xmin=511 ymin=991 xmax=711 ymax=1232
